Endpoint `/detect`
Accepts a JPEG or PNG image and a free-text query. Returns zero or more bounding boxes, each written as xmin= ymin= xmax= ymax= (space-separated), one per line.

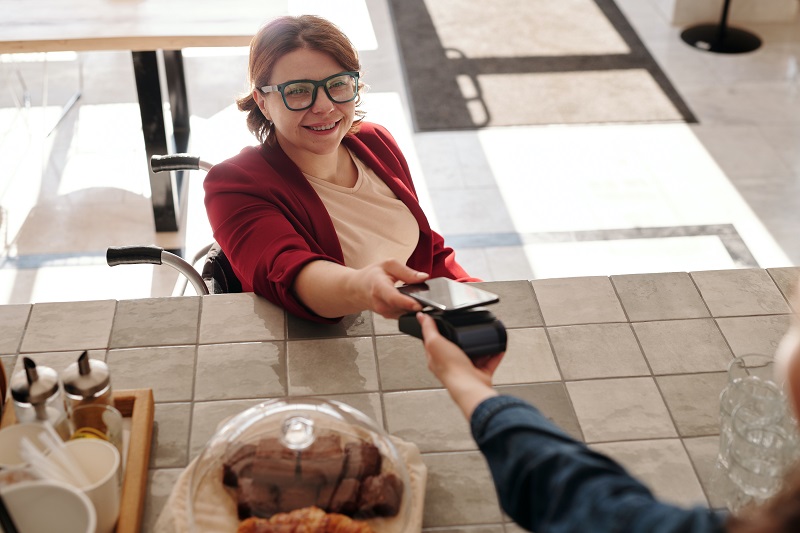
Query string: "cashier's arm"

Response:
xmin=293 ymin=259 xmax=428 ymax=319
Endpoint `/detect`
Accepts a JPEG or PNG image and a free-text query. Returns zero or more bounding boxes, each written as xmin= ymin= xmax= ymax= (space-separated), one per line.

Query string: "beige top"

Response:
xmin=305 ymin=149 xmax=419 ymax=270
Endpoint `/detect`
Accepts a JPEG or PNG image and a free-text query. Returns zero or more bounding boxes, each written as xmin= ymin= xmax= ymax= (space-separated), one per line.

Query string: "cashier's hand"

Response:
xmin=417 ymin=312 xmax=503 ymax=419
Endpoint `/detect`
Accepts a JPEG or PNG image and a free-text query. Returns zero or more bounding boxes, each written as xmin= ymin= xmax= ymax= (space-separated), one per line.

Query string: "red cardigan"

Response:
xmin=204 ymin=122 xmax=476 ymax=322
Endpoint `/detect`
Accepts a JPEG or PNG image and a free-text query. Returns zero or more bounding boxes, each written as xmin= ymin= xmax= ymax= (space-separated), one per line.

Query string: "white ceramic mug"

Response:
xmin=1 ymin=479 xmax=96 ymax=533
xmin=63 ymin=438 xmax=122 ymax=533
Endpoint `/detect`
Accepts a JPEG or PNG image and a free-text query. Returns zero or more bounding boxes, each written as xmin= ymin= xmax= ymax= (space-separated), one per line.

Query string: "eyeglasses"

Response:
xmin=259 ymin=71 xmax=360 ymax=111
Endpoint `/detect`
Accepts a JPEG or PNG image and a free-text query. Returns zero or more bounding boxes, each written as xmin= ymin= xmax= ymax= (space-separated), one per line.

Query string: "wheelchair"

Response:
xmin=106 ymin=154 xmax=241 ymax=296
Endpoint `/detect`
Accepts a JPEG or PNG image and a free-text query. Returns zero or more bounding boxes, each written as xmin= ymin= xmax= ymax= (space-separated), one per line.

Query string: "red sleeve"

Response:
xmin=203 ymin=146 xmax=343 ymax=323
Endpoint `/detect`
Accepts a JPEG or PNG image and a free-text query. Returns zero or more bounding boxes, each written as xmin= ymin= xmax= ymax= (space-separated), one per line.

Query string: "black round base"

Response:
xmin=680 ymin=24 xmax=762 ymax=54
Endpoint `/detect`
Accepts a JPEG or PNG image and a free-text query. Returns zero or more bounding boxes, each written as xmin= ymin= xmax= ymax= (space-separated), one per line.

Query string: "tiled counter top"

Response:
xmin=2 ymin=267 xmax=799 ymax=531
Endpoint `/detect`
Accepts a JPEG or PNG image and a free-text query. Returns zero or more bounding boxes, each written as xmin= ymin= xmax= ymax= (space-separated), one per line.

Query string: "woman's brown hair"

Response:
xmin=237 ymin=15 xmax=366 ymax=145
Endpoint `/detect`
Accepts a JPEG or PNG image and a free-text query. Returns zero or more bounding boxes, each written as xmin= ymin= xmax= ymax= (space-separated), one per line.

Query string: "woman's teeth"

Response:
xmin=308 ymin=122 xmax=336 ymax=131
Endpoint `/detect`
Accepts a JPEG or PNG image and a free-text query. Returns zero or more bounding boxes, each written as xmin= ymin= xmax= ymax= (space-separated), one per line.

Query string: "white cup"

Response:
xmin=63 ymin=438 xmax=122 ymax=533
xmin=1 ymin=479 xmax=96 ymax=533
xmin=0 ymin=421 xmax=52 ymax=467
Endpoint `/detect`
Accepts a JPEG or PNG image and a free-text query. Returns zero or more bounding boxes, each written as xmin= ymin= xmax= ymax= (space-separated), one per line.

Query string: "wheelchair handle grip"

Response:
xmin=150 ymin=154 xmax=201 ymax=173
xmin=106 ymin=245 xmax=164 ymax=266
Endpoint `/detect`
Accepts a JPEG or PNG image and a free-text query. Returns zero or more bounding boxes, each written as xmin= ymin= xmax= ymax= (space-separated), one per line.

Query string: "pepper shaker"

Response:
xmin=61 ymin=351 xmax=113 ymax=412
xmin=10 ymin=357 xmax=70 ymax=440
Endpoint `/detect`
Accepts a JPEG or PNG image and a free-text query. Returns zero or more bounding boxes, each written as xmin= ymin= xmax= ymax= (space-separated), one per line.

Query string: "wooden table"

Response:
xmin=1 ymin=267 xmax=799 ymax=530
xmin=0 ymin=0 xmax=287 ymax=232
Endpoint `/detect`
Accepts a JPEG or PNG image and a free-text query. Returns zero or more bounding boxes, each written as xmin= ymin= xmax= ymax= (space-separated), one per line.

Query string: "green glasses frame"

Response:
xmin=259 ymin=71 xmax=360 ymax=111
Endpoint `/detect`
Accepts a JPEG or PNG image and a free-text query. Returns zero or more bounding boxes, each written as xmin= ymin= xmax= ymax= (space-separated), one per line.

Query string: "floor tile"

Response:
xmin=194 ymin=341 xmax=285 ymax=401
xmin=657 ymin=372 xmax=728 ymax=437
xmin=533 ymin=276 xmax=627 ymax=326
xmin=612 ymin=272 xmax=710 ymax=321
xmin=592 ymin=439 xmax=708 ymax=507
xmin=567 ymin=377 xmax=676 ymax=442
xmin=549 ymin=323 xmax=649 ymax=380
xmin=286 ymin=337 xmax=379 ymax=396
xmin=421 ymin=451 xmax=502 ymax=528
xmin=633 ymin=319 xmax=733 ymax=374
xmin=384 ymin=390 xmax=475 ymax=453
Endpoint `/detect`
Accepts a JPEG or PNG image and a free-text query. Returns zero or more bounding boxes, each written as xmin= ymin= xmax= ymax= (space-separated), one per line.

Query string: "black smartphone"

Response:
xmin=397 ymin=277 xmax=499 ymax=312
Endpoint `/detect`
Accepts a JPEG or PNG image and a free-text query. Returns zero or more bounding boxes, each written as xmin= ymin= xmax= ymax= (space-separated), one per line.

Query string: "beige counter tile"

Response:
xmin=309 ymin=392 xmax=384 ymax=430
xmin=150 ymin=402 xmax=191 ymax=468
xmin=692 ymin=269 xmax=791 ymax=317
xmin=549 ymin=323 xmax=649 ymax=380
xmin=372 ymin=312 xmax=401 ymax=336
xmin=421 ymin=451 xmax=502 ymax=528
xmin=384 ymin=390 xmax=475 ymax=453
xmin=716 ymin=315 xmax=792 ymax=358
xmin=657 ymin=372 xmax=728 ymax=437
xmin=107 ymin=345 xmax=196 ymax=402
xmin=567 ymin=377 xmax=676 ymax=442
xmin=496 ymin=383 xmax=582 ymax=442
xmin=768 ymin=267 xmax=800 ymax=309
xmin=143 ymin=468 xmax=183 ymax=533
xmin=189 ymin=398 xmax=265 ymax=460
xmin=0 ymin=304 xmax=30 ymax=354
xmin=533 ymin=276 xmax=626 ymax=326
xmin=21 ymin=300 xmax=116 ymax=352
xmin=683 ymin=436 xmax=728 ymax=509
xmin=199 ymin=293 xmax=284 ymax=344
xmin=494 ymin=327 xmax=560 ymax=384
xmin=612 ymin=272 xmax=710 ymax=321
xmin=376 ymin=334 xmax=439 ymax=391
xmin=592 ymin=439 xmax=708 ymax=507
xmin=288 ymin=311 xmax=373 ymax=339
xmin=286 ymin=337 xmax=379 ymax=395
xmin=194 ymin=341 xmax=286 ymax=401
xmin=110 ymin=297 xmax=200 ymax=348
xmin=634 ymin=319 xmax=733 ymax=374
xmin=475 ymin=280 xmax=543 ymax=328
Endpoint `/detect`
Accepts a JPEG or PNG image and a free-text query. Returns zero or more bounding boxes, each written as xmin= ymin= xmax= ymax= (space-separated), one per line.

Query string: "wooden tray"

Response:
xmin=0 ymin=389 xmax=155 ymax=533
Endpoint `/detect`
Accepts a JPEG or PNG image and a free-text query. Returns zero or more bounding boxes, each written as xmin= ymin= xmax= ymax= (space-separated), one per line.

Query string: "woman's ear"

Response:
xmin=253 ymin=89 xmax=271 ymax=121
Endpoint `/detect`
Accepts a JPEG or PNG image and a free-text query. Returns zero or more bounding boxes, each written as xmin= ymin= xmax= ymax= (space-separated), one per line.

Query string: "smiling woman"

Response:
xmin=203 ymin=15 xmax=478 ymax=324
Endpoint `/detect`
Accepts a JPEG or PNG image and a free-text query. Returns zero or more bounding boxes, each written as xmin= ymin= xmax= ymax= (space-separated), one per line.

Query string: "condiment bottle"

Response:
xmin=61 ymin=351 xmax=112 ymax=412
xmin=10 ymin=357 xmax=70 ymax=440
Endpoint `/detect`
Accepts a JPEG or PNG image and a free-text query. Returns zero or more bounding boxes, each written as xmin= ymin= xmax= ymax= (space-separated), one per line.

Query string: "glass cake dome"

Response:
xmin=187 ymin=398 xmax=413 ymax=532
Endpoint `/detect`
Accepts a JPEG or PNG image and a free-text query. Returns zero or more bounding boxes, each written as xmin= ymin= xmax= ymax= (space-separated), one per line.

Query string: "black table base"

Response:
xmin=680 ymin=0 xmax=762 ymax=54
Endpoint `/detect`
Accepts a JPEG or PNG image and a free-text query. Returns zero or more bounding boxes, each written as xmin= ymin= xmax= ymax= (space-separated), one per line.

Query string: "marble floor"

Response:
xmin=0 ymin=0 xmax=799 ymax=305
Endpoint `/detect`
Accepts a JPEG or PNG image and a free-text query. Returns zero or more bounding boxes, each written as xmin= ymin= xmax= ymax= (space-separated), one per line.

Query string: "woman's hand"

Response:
xmin=417 ymin=312 xmax=503 ymax=418
xmin=294 ymin=259 xmax=430 ymax=319
xmin=355 ymin=259 xmax=430 ymax=319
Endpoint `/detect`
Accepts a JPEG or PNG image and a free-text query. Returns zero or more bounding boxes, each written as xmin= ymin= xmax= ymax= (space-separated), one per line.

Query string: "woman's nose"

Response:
xmin=310 ymin=86 xmax=334 ymax=113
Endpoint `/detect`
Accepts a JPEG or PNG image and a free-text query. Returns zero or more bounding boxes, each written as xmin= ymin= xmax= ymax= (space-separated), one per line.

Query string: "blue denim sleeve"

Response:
xmin=471 ymin=396 xmax=728 ymax=533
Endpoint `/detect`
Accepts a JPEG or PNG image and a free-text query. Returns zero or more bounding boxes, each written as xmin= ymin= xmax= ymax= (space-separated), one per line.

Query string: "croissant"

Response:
xmin=237 ymin=506 xmax=374 ymax=533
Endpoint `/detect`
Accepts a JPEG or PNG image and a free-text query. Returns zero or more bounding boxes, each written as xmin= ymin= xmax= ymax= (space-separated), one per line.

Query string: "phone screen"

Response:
xmin=398 ymin=278 xmax=499 ymax=312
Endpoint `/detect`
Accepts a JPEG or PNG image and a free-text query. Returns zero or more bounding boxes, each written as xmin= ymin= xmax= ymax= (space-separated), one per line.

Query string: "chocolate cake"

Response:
xmin=221 ymin=432 xmax=403 ymax=521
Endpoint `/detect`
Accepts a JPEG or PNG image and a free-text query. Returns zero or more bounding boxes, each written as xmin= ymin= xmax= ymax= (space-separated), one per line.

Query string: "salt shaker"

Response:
xmin=10 ymin=357 xmax=70 ymax=440
xmin=61 ymin=351 xmax=112 ymax=412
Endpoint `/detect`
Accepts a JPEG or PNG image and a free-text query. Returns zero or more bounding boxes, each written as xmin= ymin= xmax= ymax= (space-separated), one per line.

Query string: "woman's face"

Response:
xmin=254 ymin=48 xmax=356 ymax=163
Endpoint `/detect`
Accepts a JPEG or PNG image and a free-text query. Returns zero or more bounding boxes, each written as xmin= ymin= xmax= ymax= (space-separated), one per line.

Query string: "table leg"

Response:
xmin=132 ymin=50 xmax=181 ymax=232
